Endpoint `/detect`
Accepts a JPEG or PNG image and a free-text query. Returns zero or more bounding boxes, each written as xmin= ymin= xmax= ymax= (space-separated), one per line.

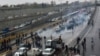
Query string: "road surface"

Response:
xmin=80 ymin=6 xmax=100 ymax=56
xmin=37 ymin=9 xmax=91 ymax=47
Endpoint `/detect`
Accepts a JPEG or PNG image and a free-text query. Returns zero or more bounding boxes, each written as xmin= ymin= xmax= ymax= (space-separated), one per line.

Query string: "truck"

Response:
xmin=46 ymin=38 xmax=65 ymax=50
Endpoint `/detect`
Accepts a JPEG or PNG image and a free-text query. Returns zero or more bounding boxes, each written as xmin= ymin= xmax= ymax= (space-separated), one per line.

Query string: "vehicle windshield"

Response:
xmin=46 ymin=41 xmax=51 ymax=44
xmin=44 ymin=48 xmax=53 ymax=53
xmin=18 ymin=49 xmax=23 ymax=52
xmin=44 ymin=50 xmax=50 ymax=53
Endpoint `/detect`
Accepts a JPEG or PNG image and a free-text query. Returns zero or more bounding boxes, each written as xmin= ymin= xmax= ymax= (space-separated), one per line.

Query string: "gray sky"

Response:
xmin=0 ymin=0 xmax=90 ymax=5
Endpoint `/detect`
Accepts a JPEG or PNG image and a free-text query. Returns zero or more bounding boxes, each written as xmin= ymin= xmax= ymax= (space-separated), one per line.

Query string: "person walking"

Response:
xmin=76 ymin=48 xmax=80 ymax=55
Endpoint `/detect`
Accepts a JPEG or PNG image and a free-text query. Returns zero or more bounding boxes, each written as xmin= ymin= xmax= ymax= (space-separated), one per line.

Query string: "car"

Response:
xmin=32 ymin=20 xmax=36 ymax=23
xmin=18 ymin=43 xmax=29 ymax=50
xmin=67 ymin=23 xmax=74 ymax=30
xmin=22 ymin=14 xmax=27 ymax=16
xmin=32 ymin=48 xmax=42 ymax=56
xmin=9 ymin=27 xmax=15 ymax=31
xmin=19 ymin=24 xmax=26 ymax=28
xmin=15 ymin=15 xmax=19 ymax=17
xmin=46 ymin=40 xmax=52 ymax=48
xmin=14 ymin=47 xmax=27 ymax=56
xmin=48 ymin=11 xmax=58 ymax=15
xmin=25 ymin=22 xmax=31 ymax=25
xmin=14 ymin=25 xmax=20 ymax=29
xmin=51 ymin=17 xmax=59 ymax=22
xmin=37 ymin=18 xmax=42 ymax=21
xmin=8 ymin=16 xmax=13 ymax=19
xmin=42 ymin=48 xmax=55 ymax=56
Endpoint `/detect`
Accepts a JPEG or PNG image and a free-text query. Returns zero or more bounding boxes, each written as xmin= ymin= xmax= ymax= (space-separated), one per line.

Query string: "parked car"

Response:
xmin=42 ymin=48 xmax=55 ymax=56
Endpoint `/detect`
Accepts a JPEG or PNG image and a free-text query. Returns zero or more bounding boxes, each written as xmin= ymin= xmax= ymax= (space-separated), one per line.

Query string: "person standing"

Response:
xmin=91 ymin=19 xmax=94 ymax=27
xmin=91 ymin=37 xmax=94 ymax=50
xmin=65 ymin=45 xmax=69 ymax=55
xmin=77 ymin=37 xmax=80 ymax=45
xmin=82 ymin=41 xmax=84 ymax=50
xmin=84 ymin=38 xmax=86 ymax=50
xmin=98 ymin=29 xmax=100 ymax=39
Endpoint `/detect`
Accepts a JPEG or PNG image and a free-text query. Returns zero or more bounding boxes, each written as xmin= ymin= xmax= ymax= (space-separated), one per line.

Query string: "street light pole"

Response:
xmin=42 ymin=36 xmax=46 ymax=51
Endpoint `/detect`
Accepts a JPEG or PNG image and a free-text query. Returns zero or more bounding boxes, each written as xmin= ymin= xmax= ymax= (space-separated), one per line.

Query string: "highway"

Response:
xmin=0 ymin=4 xmax=68 ymax=31
xmin=78 ymin=6 xmax=100 ymax=56
xmin=0 ymin=7 xmax=81 ymax=56
xmin=0 ymin=19 xmax=62 ymax=56
xmin=0 ymin=10 xmax=61 ymax=36
xmin=0 ymin=14 xmax=47 ymax=31
xmin=37 ymin=8 xmax=93 ymax=48
xmin=0 ymin=6 xmax=95 ymax=56
xmin=0 ymin=4 xmax=68 ymax=21
xmin=0 ymin=6 xmax=73 ymax=36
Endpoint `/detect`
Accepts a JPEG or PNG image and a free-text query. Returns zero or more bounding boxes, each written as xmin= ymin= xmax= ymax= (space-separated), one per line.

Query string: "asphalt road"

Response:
xmin=0 ymin=6 xmax=70 ymax=36
xmin=0 ymin=5 xmax=68 ymax=21
xmin=0 ymin=4 xmax=68 ymax=31
xmin=79 ymin=6 xmax=100 ymax=56
xmin=0 ymin=14 xmax=47 ymax=31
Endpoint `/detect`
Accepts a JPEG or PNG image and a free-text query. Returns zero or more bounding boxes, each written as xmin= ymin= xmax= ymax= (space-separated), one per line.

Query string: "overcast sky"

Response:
xmin=0 ymin=0 xmax=90 ymax=5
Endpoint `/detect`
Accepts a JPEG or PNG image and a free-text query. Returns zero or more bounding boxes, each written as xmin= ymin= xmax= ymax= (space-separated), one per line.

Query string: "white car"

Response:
xmin=15 ymin=15 xmax=19 ymax=17
xmin=42 ymin=48 xmax=55 ymax=56
xmin=46 ymin=40 xmax=52 ymax=47
xmin=19 ymin=24 xmax=26 ymax=28
xmin=8 ymin=16 xmax=13 ymax=19
xmin=32 ymin=20 xmax=36 ymax=23
xmin=32 ymin=48 xmax=42 ymax=55
xmin=51 ymin=17 xmax=60 ymax=21
xmin=14 ymin=25 xmax=20 ymax=29
xmin=14 ymin=47 xmax=27 ymax=56
xmin=22 ymin=14 xmax=27 ymax=16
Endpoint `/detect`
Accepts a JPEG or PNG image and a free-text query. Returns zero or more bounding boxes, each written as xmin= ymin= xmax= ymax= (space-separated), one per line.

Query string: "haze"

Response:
xmin=0 ymin=0 xmax=90 ymax=5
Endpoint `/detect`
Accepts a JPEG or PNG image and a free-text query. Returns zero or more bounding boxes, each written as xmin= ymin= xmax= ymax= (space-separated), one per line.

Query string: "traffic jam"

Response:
xmin=13 ymin=7 xmax=93 ymax=56
xmin=0 ymin=6 xmax=94 ymax=56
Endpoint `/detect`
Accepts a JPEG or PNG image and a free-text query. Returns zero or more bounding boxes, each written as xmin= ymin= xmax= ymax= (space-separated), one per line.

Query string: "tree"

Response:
xmin=51 ymin=1 xmax=56 ymax=6
xmin=2 ymin=5 xmax=9 ymax=8
xmin=66 ymin=1 xmax=69 ymax=5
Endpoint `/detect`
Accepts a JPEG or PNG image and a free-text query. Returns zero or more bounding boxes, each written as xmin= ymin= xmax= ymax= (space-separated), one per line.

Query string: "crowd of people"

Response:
xmin=0 ymin=18 xmax=95 ymax=56
xmin=0 ymin=38 xmax=12 ymax=52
